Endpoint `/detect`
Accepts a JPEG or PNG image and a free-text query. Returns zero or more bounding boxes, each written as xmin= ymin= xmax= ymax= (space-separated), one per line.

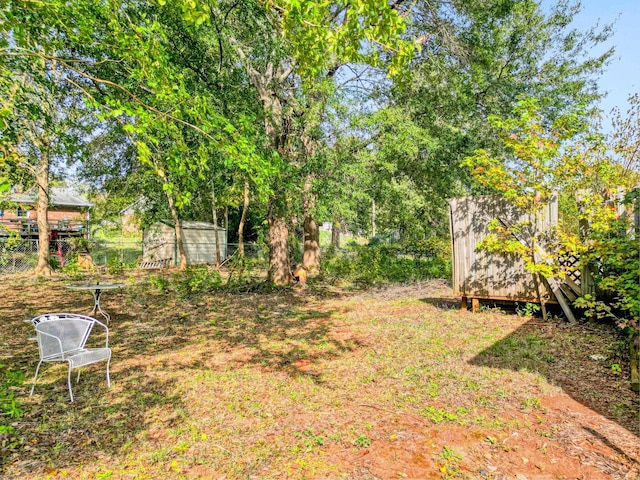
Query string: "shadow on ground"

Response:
xmin=468 ymin=317 xmax=640 ymax=440
xmin=0 ymin=275 xmax=351 ymax=477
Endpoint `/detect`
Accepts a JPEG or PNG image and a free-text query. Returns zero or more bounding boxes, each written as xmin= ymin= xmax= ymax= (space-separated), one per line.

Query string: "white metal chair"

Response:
xmin=29 ymin=313 xmax=112 ymax=402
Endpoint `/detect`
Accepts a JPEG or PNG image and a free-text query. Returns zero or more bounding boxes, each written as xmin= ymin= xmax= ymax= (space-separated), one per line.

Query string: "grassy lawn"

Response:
xmin=0 ymin=273 xmax=638 ymax=479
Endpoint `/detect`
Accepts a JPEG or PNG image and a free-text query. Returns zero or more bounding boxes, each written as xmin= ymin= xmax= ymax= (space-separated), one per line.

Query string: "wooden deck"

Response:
xmin=0 ymin=218 xmax=89 ymax=238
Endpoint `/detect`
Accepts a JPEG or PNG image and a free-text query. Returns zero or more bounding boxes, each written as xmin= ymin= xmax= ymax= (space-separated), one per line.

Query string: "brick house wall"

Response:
xmin=1 ymin=206 xmax=88 ymax=223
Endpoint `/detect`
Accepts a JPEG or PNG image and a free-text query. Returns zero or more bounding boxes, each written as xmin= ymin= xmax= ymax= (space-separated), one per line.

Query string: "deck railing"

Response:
xmin=0 ymin=218 xmax=89 ymax=236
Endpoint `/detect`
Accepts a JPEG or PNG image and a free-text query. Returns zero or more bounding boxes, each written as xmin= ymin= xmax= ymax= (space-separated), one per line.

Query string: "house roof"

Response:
xmin=11 ymin=187 xmax=93 ymax=208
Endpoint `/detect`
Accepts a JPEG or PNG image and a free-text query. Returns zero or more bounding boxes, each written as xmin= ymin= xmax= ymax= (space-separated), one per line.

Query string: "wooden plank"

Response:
xmin=449 ymin=194 xmax=559 ymax=303
xmin=562 ymin=276 xmax=582 ymax=296
xmin=471 ymin=298 xmax=480 ymax=313
xmin=455 ymin=295 xmax=558 ymax=303
xmin=543 ymin=276 xmax=576 ymax=323
xmin=559 ymin=282 xmax=578 ymax=302
xmin=449 ymin=200 xmax=459 ymax=297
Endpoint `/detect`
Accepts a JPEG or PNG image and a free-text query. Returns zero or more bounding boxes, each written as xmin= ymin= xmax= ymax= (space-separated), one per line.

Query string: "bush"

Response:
xmin=61 ymin=256 xmax=84 ymax=279
xmin=173 ymin=266 xmax=222 ymax=298
xmin=146 ymin=273 xmax=171 ymax=293
xmin=106 ymin=257 xmax=124 ymax=275
xmin=0 ymin=364 xmax=24 ymax=441
xmin=322 ymin=240 xmax=451 ymax=286
xmin=574 ymin=216 xmax=640 ymax=330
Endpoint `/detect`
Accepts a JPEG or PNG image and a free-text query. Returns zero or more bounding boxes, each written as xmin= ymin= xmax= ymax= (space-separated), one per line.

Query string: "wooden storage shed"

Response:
xmin=142 ymin=220 xmax=227 ymax=266
xmin=449 ymin=194 xmax=559 ymax=308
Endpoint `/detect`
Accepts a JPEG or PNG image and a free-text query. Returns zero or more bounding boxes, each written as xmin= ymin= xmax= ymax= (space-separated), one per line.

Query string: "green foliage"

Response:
xmin=294 ymin=428 xmax=325 ymax=451
xmin=0 ymin=364 xmax=24 ymax=440
xmin=147 ymin=273 xmax=171 ymax=293
xmin=258 ymin=0 xmax=416 ymax=79
xmin=352 ymin=434 xmax=371 ymax=448
xmin=515 ymin=302 xmax=541 ymax=317
xmin=574 ymin=216 xmax=640 ymax=327
xmin=173 ymin=266 xmax=222 ymax=298
xmin=437 ymin=445 xmax=463 ymax=479
xmin=462 ymin=97 xmax=584 ymax=210
xmin=147 ymin=266 xmax=222 ymax=297
xmin=61 ymin=258 xmax=83 ymax=280
xmin=420 ymin=406 xmax=459 ymax=424
xmin=322 ymin=241 xmax=451 ymax=286
xmin=106 ymin=257 xmax=124 ymax=275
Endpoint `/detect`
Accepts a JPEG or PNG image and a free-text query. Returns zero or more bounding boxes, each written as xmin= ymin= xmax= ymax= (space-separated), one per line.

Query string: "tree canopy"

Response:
xmin=0 ymin=0 xmax=637 ymax=308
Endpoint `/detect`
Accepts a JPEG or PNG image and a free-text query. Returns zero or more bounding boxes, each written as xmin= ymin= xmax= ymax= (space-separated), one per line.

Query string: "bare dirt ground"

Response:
xmin=0 ymin=272 xmax=638 ymax=479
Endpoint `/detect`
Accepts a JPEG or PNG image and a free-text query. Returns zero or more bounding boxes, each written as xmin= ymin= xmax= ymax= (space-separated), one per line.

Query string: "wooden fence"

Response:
xmin=448 ymin=194 xmax=559 ymax=308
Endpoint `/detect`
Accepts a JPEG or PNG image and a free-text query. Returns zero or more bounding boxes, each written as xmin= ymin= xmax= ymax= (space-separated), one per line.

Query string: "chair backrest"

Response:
xmin=31 ymin=314 xmax=97 ymax=360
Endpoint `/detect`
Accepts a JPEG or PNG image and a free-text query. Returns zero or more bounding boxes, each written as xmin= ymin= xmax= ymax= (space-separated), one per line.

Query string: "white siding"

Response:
xmin=142 ymin=221 xmax=227 ymax=265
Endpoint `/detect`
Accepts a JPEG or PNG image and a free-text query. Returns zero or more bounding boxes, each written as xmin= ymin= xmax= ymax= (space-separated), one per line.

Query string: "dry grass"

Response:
xmin=0 ymin=273 xmax=638 ymax=479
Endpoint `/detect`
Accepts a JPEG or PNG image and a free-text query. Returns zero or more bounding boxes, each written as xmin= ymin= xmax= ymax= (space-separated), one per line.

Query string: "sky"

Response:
xmin=570 ymin=0 xmax=640 ymax=118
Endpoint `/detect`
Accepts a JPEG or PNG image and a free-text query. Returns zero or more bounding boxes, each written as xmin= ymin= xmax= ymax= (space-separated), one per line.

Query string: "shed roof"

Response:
xmin=11 ymin=187 xmax=93 ymax=208
xmin=158 ymin=220 xmax=225 ymax=230
xmin=119 ymin=196 xmax=147 ymax=215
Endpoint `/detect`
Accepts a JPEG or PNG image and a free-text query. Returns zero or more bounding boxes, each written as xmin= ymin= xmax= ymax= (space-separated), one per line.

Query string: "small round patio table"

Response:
xmin=66 ymin=282 xmax=125 ymax=323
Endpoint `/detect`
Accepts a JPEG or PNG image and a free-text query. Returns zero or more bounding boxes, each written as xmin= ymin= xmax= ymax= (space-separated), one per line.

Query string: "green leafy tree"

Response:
xmin=464 ymin=98 xmax=639 ymax=327
xmin=379 ymin=0 xmax=614 ymax=235
xmin=0 ymin=7 xmax=94 ymax=275
xmin=171 ymin=0 xmax=418 ymax=284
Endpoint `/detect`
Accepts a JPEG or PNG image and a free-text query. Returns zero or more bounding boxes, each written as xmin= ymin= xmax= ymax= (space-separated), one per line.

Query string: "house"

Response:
xmin=142 ymin=220 xmax=227 ymax=266
xmin=119 ymin=196 xmax=147 ymax=234
xmin=0 ymin=186 xmax=92 ymax=238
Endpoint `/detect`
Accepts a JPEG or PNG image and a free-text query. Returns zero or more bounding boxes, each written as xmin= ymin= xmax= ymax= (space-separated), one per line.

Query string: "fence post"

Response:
xmin=575 ymin=190 xmax=595 ymax=296
xmin=632 ymin=185 xmax=640 ymax=392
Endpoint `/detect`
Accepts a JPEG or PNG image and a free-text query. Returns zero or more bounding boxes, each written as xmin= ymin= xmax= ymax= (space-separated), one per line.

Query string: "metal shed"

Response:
xmin=448 ymin=194 xmax=558 ymax=307
xmin=142 ymin=220 xmax=227 ymax=266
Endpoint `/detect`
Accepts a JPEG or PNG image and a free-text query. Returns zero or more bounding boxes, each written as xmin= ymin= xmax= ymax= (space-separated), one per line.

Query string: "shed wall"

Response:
xmin=182 ymin=228 xmax=227 ymax=264
xmin=142 ymin=222 xmax=227 ymax=265
xmin=142 ymin=223 xmax=175 ymax=263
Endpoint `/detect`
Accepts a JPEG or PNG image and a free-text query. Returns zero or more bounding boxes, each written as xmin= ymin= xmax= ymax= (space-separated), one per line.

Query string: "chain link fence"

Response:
xmin=90 ymin=239 xmax=143 ymax=268
xmin=0 ymin=237 xmax=267 ymax=274
xmin=0 ymin=237 xmax=39 ymax=273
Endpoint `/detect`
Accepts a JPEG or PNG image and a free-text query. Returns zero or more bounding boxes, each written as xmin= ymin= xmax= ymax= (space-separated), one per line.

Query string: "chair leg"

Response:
xmin=106 ymin=356 xmax=111 ymax=388
xmin=30 ymin=360 xmax=43 ymax=397
xmin=67 ymin=364 xmax=74 ymax=402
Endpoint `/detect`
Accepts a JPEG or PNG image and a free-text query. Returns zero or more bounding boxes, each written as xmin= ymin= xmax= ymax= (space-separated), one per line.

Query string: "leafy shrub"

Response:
xmin=147 ymin=273 xmax=171 ymax=293
xmin=61 ymin=256 xmax=85 ymax=279
xmin=0 ymin=364 xmax=24 ymax=440
xmin=574 ymin=215 xmax=640 ymax=331
xmin=106 ymin=257 xmax=124 ymax=275
xmin=322 ymin=241 xmax=451 ymax=286
xmin=173 ymin=266 xmax=222 ymax=298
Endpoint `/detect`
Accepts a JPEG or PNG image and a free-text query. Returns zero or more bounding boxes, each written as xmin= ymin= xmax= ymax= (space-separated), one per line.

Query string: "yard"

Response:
xmin=0 ymin=272 xmax=638 ymax=479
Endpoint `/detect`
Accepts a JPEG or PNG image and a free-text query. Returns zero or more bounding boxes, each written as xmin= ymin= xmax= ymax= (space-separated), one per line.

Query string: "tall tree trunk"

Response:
xmin=34 ymin=139 xmax=53 ymax=276
xmin=303 ymin=215 xmax=320 ymax=270
xmin=372 ymin=199 xmax=377 ymax=238
xmin=166 ymin=191 xmax=187 ymax=269
xmin=331 ymin=215 xmax=341 ymax=248
xmin=211 ymin=183 xmax=221 ymax=268
xmin=302 ymin=176 xmax=320 ymax=273
xmin=237 ymin=179 xmax=250 ymax=258
xmin=267 ymin=198 xmax=291 ymax=285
